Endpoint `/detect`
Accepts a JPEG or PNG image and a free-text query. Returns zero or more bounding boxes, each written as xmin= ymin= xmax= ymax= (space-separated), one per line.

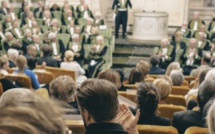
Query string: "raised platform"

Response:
xmin=112 ymin=37 xmax=160 ymax=69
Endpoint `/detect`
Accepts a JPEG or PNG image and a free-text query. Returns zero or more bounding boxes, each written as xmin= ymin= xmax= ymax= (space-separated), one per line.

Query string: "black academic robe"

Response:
xmin=22 ymin=37 xmax=33 ymax=55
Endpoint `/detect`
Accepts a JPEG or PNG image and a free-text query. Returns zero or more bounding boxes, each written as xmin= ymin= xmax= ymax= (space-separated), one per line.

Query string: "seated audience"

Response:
xmin=128 ymin=68 xmax=143 ymax=84
xmin=78 ymin=4 xmax=93 ymax=19
xmin=77 ymin=79 xmax=139 ymax=134
xmin=188 ymin=11 xmax=205 ymax=31
xmin=170 ymin=70 xmax=184 ymax=86
xmin=165 ymin=62 xmax=181 ymax=76
xmin=9 ymin=6 xmax=18 ymax=21
xmin=34 ymin=0 xmax=44 ymax=17
xmin=42 ymin=11 xmax=52 ymax=27
xmin=31 ymin=21 xmax=42 ymax=35
xmin=37 ymin=44 xmax=58 ymax=67
xmin=182 ymin=38 xmax=201 ymax=75
xmin=21 ymin=12 xmax=35 ymax=28
xmin=66 ymin=20 xmax=75 ymax=36
xmin=22 ymin=29 xmax=33 ymax=54
xmin=26 ymin=56 xmax=37 ymax=70
xmin=0 ymin=1 xmax=9 ymax=15
xmin=97 ymin=69 xmax=121 ymax=90
xmin=3 ymin=32 xmax=21 ymax=52
xmin=149 ymin=55 xmax=165 ymax=74
xmin=190 ymin=52 xmax=211 ymax=76
xmin=60 ymin=50 xmax=86 ymax=86
xmin=14 ymin=55 xmax=40 ymax=89
xmin=49 ymin=19 xmax=64 ymax=34
xmin=136 ymin=60 xmax=154 ymax=81
xmin=175 ymin=22 xmax=191 ymax=38
xmin=67 ymin=34 xmax=84 ymax=65
xmin=0 ymin=88 xmax=68 ymax=134
xmin=2 ymin=15 xmax=12 ymax=32
xmin=153 ymin=79 xmax=172 ymax=104
xmin=50 ymin=3 xmax=61 ymax=12
xmin=62 ymin=9 xmax=77 ymax=26
xmin=130 ymin=82 xmax=170 ymax=126
xmin=50 ymin=75 xmax=80 ymax=114
xmin=7 ymin=48 xmax=19 ymax=68
xmin=115 ymin=69 xmax=127 ymax=91
xmin=155 ymin=38 xmax=175 ymax=69
xmin=94 ymin=12 xmax=105 ymax=26
xmin=76 ymin=0 xmax=85 ymax=15
xmin=25 ymin=45 xmax=37 ymax=59
xmin=0 ymin=25 xmax=5 ymax=42
xmin=193 ymin=25 xmax=209 ymax=40
xmin=32 ymin=35 xmax=42 ymax=58
xmin=81 ymin=17 xmax=94 ymax=35
xmin=173 ymin=79 xmax=215 ymax=134
xmin=157 ymin=75 xmax=173 ymax=86
xmin=10 ymin=21 xmax=23 ymax=39
xmin=87 ymin=35 xmax=107 ymax=78
xmin=0 ymin=57 xmax=9 ymax=75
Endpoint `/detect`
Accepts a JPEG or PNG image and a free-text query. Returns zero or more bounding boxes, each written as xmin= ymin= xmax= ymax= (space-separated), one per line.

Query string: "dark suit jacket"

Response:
xmin=22 ymin=37 xmax=33 ymax=55
xmin=9 ymin=60 xmax=16 ymax=68
xmin=112 ymin=0 xmax=132 ymax=10
xmin=149 ymin=66 xmax=165 ymax=75
xmin=37 ymin=56 xmax=58 ymax=67
xmin=207 ymin=18 xmax=215 ymax=32
xmin=34 ymin=7 xmax=44 ymax=17
xmin=173 ymin=110 xmax=205 ymax=134
xmin=85 ymin=123 xmax=128 ymax=134
xmin=0 ymin=8 xmax=9 ymax=15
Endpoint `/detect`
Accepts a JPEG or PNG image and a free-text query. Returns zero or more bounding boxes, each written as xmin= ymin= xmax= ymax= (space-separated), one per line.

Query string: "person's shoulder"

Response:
xmin=173 ymin=110 xmax=201 ymax=120
xmin=155 ymin=116 xmax=170 ymax=125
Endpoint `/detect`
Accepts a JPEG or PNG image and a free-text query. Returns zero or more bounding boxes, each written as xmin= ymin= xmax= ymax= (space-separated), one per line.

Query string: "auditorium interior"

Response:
xmin=0 ymin=0 xmax=215 ymax=134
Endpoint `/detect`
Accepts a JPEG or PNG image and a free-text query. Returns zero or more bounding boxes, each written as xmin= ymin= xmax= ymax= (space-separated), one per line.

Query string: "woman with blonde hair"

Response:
xmin=14 ymin=55 xmax=40 ymax=89
xmin=153 ymin=79 xmax=172 ymax=104
xmin=0 ymin=57 xmax=9 ymax=75
xmin=60 ymin=50 xmax=86 ymax=86
xmin=136 ymin=60 xmax=154 ymax=81
xmin=165 ymin=62 xmax=181 ymax=76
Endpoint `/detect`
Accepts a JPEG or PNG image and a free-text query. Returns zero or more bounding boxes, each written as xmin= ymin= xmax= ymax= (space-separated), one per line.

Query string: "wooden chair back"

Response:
xmin=5 ymin=74 xmax=33 ymax=89
xmin=165 ymin=94 xmax=186 ymax=107
xmin=137 ymin=125 xmax=178 ymax=134
xmin=182 ymin=80 xmax=189 ymax=87
xmin=158 ymin=104 xmax=186 ymax=120
xmin=118 ymin=91 xmax=136 ymax=103
xmin=0 ymin=82 xmax=3 ymax=96
xmin=34 ymin=70 xmax=54 ymax=85
xmin=185 ymin=126 xmax=209 ymax=134
xmin=36 ymin=66 xmax=76 ymax=81
xmin=185 ymin=76 xmax=196 ymax=83
xmin=171 ymin=86 xmax=190 ymax=96
xmin=65 ymin=120 xmax=85 ymax=134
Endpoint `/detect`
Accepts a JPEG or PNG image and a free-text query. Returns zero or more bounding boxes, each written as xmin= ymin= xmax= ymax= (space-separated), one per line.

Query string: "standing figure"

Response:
xmin=112 ymin=0 xmax=132 ymax=39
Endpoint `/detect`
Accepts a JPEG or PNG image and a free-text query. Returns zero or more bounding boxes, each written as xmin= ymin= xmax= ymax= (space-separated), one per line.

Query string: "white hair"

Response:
xmin=48 ymin=32 xmax=57 ymax=39
xmin=161 ymin=38 xmax=170 ymax=45
xmin=0 ymin=88 xmax=31 ymax=108
xmin=170 ymin=70 xmax=184 ymax=86
xmin=5 ymin=32 xmax=12 ymax=37
xmin=7 ymin=49 xmax=19 ymax=58
xmin=87 ymin=18 xmax=94 ymax=23
xmin=51 ymin=19 xmax=59 ymax=26
xmin=95 ymin=12 xmax=101 ymax=17
xmin=25 ymin=29 xmax=32 ymax=35
xmin=96 ymin=35 xmax=104 ymax=41
xmin=205 ymin=69 xmax=215 ymax=81
xmin=207 ymin=100 xmax=215 ymax=134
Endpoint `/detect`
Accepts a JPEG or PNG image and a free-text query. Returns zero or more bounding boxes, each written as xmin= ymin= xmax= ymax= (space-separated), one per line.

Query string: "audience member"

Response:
xmin=60 ymin=50 xmax=86 ymax=86
xmin=128 ymin=68 xmax=143 ymax=84
xmin=25 ymin=45 xmax=37 ymax=58
xmin=149 ymin=55 xmax=165 ymax=74
xmin=188 ymin=11 xmax=205 ymax=31
xmin=77 ymin=79 xmax=139 ymax=134
xmin=153 ymin=79 xmax=172 ymax=104
xmin=170 ymin=70 xmax=184 ymax=86
xmin=14 ymin=55 xmax=40 ymax=89
xmin=136 ymin=60 xmax=153 ymax=81
xmin=50 ymin=75 xmax=80 ymax=114
xmin=173 ymin=79 xmax=215 ymax=134
xmin=115 ymin=69 xmax=128 ymax=91
xmin=7 ymin=48 xmax=19 ymax=68
xmin=0 ymin=57 xmax=9 ymax=75
xmin=130 ymin=82 xmax=170 ymax=126
xmin=37 ymin=44 xmax=58 ymax=67
xmin=97 ymin=69 xmax=121 ymax=90
xmin=165 ymin=62 xmax=181 ymax=76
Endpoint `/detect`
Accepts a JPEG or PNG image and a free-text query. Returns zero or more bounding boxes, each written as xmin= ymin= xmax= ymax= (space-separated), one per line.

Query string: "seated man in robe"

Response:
xmin=193 ymin=24 xmax=209 ymax=40
xmin=76 ymin=0 xmax=85 ymax=17
xmin=2 ymin=15 xmax=13 ymax=32
xmin=34 ymin=0 xmax=44 ymax=18
xmin=196 ymin=33 xmax=210 ymax=51
xmin=49 ymin=19 xmax=64 ymax=34
xmin=188 ymin=11 xmax=205 ymax=31
xmin=62 ymin=9 xmax=77 ymax=26
xmin=3 ymin=32 xmax=22 ymax=53
xmin=10 ymin=21 xmax=23 ymax=39
xmin=78 ymin=4 xmax=94 ymax=19
xmin=94 ymin=12 xmax=105 ymax=26
xmin=22 ymin=29 xmax=33 ymax=55
xmin=20 ymin=11 xmax=35 ymax=28
xmin=174 ymin=22 xmax=191 ymax=39
xmin=9 ymin=6 xmax=19 ymax=21
xmin=66 ymin=20 xmax=75 ymax=36
xmin=155 ymin=38 xmax=175 ymax=69
xmin=32 ymin=35 xmax=42 ymax=58
xmin=182 ymin=38 xmax=201 ymax=75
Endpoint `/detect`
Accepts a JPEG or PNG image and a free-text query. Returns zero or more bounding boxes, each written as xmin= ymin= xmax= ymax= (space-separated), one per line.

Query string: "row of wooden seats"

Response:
xmin=65 ymin=119 xmax=208 ymax=134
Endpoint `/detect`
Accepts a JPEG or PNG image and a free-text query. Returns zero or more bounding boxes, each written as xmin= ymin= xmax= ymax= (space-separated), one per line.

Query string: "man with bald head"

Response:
xmin=155 ymin=38 xmax=175 ymax=69
xmin=188 ymin=11 xmax=205 ymax=31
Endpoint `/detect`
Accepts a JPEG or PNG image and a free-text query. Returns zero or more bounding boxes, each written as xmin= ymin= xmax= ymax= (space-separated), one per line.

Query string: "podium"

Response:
xmin=128 ymin=11 xmax=169 ymax=42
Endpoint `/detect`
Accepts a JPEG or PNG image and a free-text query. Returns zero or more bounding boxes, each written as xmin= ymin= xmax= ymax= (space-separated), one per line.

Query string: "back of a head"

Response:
xmin=202 ymin=52 xmax=211 ymax=65
xmin=27 ymin=56 xmax=36 ymax=70
xmin=50 ymin=76 xmax=77 ymax=103
xmin=42 ymin=44 xmax=52 ymax=56
xmin=136 ymin=60 xmax=150 ymax=77
xmin=128 ymin=68 xmax=144 ymax=84
xmin=97 ymin=69 xmax=121 ymax=89
xmin=16 ymin=55 xmax=27 ymax=71
xmin=153 ymin=79 xmax=172 ymax=101
xmin=199 ymin=68 xmax=211 ymax=85
xmin=150 ymin=56 xmax=159 ymax=66
xmin=77 ymin=79 xmax=118 ymax=122
xmin=170 ymin=70 xmax=184 ymax=86
xmin=115 ymin=69 xmax=125 ymax=83
xmin=64 ymin=50 xmax=74 ymax=62
xmin=157 ymin=75 xmax=173 ymax=86
xmin=137 ymin=82 xmax=160 ymax=115
xmin=0 ymin=90 xmax=66 ymax=134
xmin=205 ymin=69 xmax=215 ymax=81
xmin=7 ymin=49 xmax=19 ymax=59
xmin=198 ymin=80 xmax=215 ymax=111
xmin=165 ymin=62 xmax=180 ymax=76
xmin=207 ymin=100 xmax=215 ymax=134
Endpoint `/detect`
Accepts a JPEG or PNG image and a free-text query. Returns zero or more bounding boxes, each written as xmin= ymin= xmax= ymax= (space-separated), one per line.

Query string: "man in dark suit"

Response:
xmin=22 ymin=29 xmax=33 ymax=55
xmin=0 ymin=1 xmax=9 ymax=15
xmin=77 ymin=79 xmax=139 ymax=134
xmin=149 ymin=56 xmax=165 ymax=75
xmin=173 ymin=79 xmax=215 ymax=134
xmin=112 ymin=0 xmax=132 ymax=39
xmin=34 ymin=0 xmax=44 ymax=18
xmin=37 ymin=44 xmax=58 ymax=67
